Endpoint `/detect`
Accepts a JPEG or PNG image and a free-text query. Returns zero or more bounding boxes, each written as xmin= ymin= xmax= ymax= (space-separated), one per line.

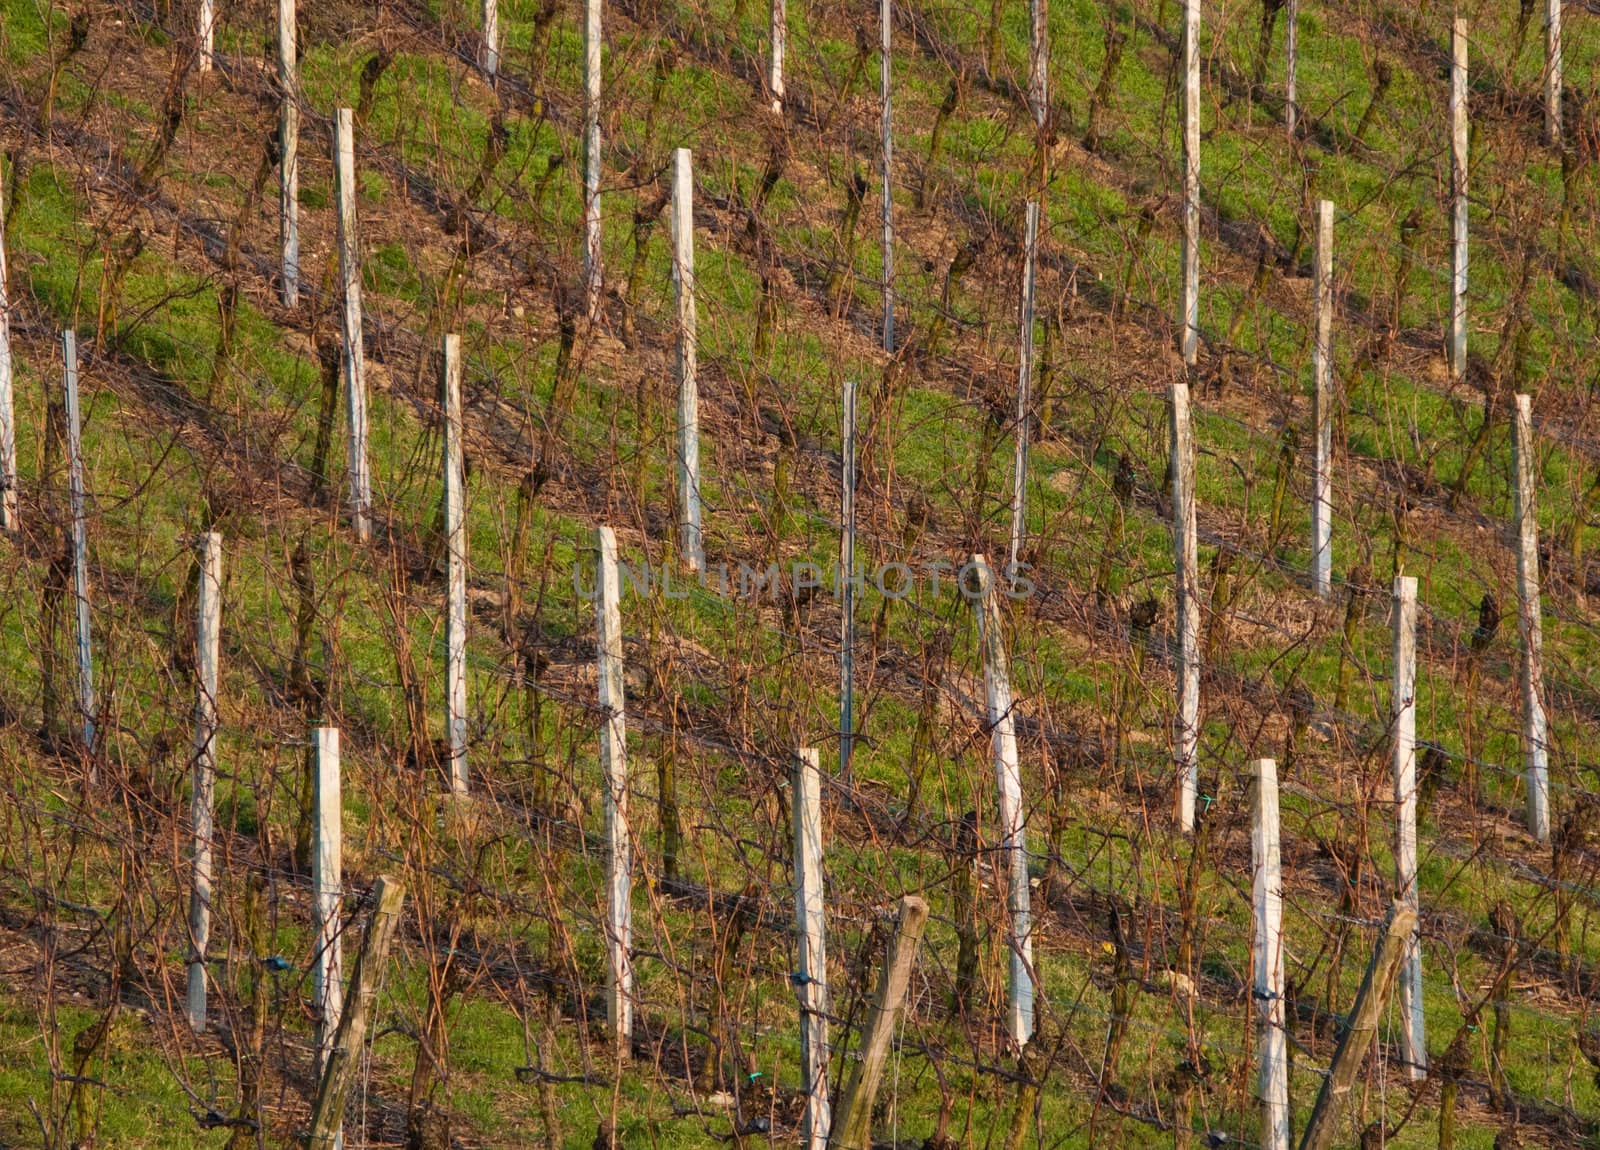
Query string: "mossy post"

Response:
xmin=584 ymin=0 xmax=603 ymax=319
xmin=0 ymin=184 xmax=14 ymax=531
xmin=443 ymin=335 xmax=468 ymax=792
xmin=1170 ymin=383 xmax=1199 ymax=831
xmin=1449 ymin=20 xmax=1468 ymax=382
xmin=595 ymin=526 xmax=633 ymax=1050
xmin=333 ymin=109 xmax=371 ymax=543
xmin=671 ymin=148 xmax=703 ymax=573
xmin=482 ymin=0 xmax=500 ymax=77
xmin=1545 ymin=0 xmax=1561 ymax=145
xmin=1009 ymin=201 xmax=1038 ymax=576
xmin=187 ymin=532 xmax=222 ymax=1033
xmin=769 ymin=0 xmax=785 ymax=113
xmin=278 ymin=0 xmax=298 ymax=308
xmin=1180 ymin=0 xmax=1200 ymax=367
xmin=1251 ymin=758 xmax=1288 ymax=1150
xmin=793 ymin=748 xmax=830 ymax=1150
xmin=1310 ymin=199 xmax=1333 ymax=598
xmin=972 ymin=554 xmax=1034 ymax=1045
xmin=312 ymin=726 xmax=343 ymax=1079
xmin=879 ymin=0 xmax=893 ymax=353
xmin=1512 ymin=395 xmax=1550 ymax=842
xmin=1391 ymin=575 xmax=1426 ymax=1079
xmin=63 ymin=331 xmax=96 ymax=755
xmin=839 ymin=379 xmax=856 ymax=785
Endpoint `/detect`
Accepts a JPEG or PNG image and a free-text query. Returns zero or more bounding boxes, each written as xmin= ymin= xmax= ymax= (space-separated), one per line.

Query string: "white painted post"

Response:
xmin=62 ymin=331 xmax=96 ymax=753
xmin=671 ymin=148 xmax=702 ymax=573
xmin=0 ymin=184 xmax=15 ymax=531
xmin=1251 ymin=757 xmax=1288 ymax=1150
xmin=793 ymin=747 xmax=830 ymax=1150
xmin=1545 ymin=0 xmax=1561 ymax=145
xmin=1180 ymin=0 xmax=1200 ymax=367
xmin=1009 ymin=201 xmax=1038 ymax=578
xmin=971 ymin=554 xmax=1033 ymax=1046
xmin=1311 ymin=199 xmax=1334 ymax=599
xmin=769 ymin=0 xmax=786 ymax=114
xmin=187 ymin=532 xmax=222 ymax=1033
xmin=442 ymin=334 xmax=468 ymax=793
xmin=312 ymin=725 xmax=343 ymax=1079
xmin=197 ymin=0 xmax=216 ymax=74
xmin=278 ymin=0 xmax=299 ymax=309
xmin=595 ymin=526 xmax=632 ymax=1048
xmin=482 ymin=0 xmax=500 ymax=78
xmin=1512 ymin=395 xmax=1550 ymax=843
xmin=1028 ymin=0 xmax=1048 ymax=130
xmin=333 ymin=109 xmax=371 ymax=543
xmin=839 ymin=379 xmax=856 ymax=785
xmin=584 ymin=0 xmax=603 ymax=320
xmin=879 ymin=0 xmax=894 ymax=353
xmin=1449 ymin=20 xmax=1468 ymax=382
xmin=1391 ymin=574 xmax=1425 ymax=1080
xmin=1170 ymin=383 xmax=1200 ymax=831
xmin=1284 ymin=0 xmax=1298 ymax=135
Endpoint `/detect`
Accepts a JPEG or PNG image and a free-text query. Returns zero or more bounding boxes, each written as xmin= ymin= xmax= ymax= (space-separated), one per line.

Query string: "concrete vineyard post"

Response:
xmin=483 ymin=0 xmax=500 ymax=77
xmin=1392 ymin=575 xmax=1425 ymax=1079
xmin=1180 ymin=0 xmax=1200 ymax=367
xmin=584 ymin=0 xmax=603 ymax=319
xmin=1285 ymin=0 xmax=1298 ymax=135
xmin=333 ymin=109 xmax=371 ymax=543
xmin=971 ymin=554 xmax=1034 ymax=1045
xmin=198 ymin=0 xmax=215 ymax=73
xmin=839 ymin=379 xmax=856 ymax=784
xmin=443 ymin=335 xmax=468 ymax=793
xmin=63 ymin=331 xmax=97 ymax=753
xmin=769 ymin=0 xmax=786 ymax=113
xmin=0 ymin=184 xmax=15 ymax=530
xmin=1170 ymin=383 xmax=1200 ymax=831
xmin=1512 ymin=395 xmax=1550 ymax=843
xmin=595 ymin=526 xmax=632 ymax=1048
xmin=879 ymin=0 xmax=894 ymax=353
xmin=1009 ymin=201 xmax=1038 ymax=576
xmin=1311 ymin=199 xmax=1334 ymax=599
xmin=1450 ymin=20 xmax=1468 ymax=382
xmin=672 ymin=148 xmax=703 ymax=573
xmin=187 ymin=532 xmax=222 ymax=1032
xmin=1028 ymin=0 xmax=1047 ymax=129
xmin=793 ymin=748 xmax=830 ymax=1150
xmin=1546 ymin=0 xmax=1562 ymax=145
xmin=313 ymin=726 xmax=343 ymax=1081
xmin=1251 ymin=758 xmax=1288 ymax=1150
xmin=278 ymin=0 xmax=298 ymax=308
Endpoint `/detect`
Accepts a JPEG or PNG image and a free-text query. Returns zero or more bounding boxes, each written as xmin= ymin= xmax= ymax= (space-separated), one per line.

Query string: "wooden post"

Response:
xmin=1027 ymin=0 xmax=1048 ymax=130
xmin=1449 ymin=19 xmax=1468 ymax=382
xmin=1391 ymin=574 xmax=1425 ymax=1080
xmin=278 ymin=0 xmax=299 ymax=309
xmin=1297 ymin=903 xmax=1418 ymax=1150
xmin=839 ymin=379 xmax=856 ymax=784
xmin=482 ymin=0 xmax=500 ymax=77
xmin=1545 ymin=0 xmax=1561 ymax=145
xmin=828 ymin=895 xmax=929 ymax=1150
xmin=333 ymin=109 xmax=371 ymax=543
xmin=197 ymin=0 xmax=216 ymax=74
xmin=306 ymin=876 xmax=406 ymax=1150
xmin=595 ymin=526 xmax=632 ymax=1048
xmin=879 ymin=0 xmax=894 ymax=353
xmin=187 ymin=531 xmax=222 ymax=1033
xmin=1310 ymin=199 xmax=1334 ymax=599
xmin=1170 ymin=383 xmax=1200 ymax=831
xmin=1512 ymin=394 xmax=1550 ymax=843
xmin=1180 ymin=0 xmax=1200 ymax=367
xmin=1009 ymin=201 xmax=1038 ymax=576
xmin=1251 ymin=758 xmax=1288 ymax=1150
xmin=583 ymin=0 xmax=603 ymax=319
xmin=312 ymin=726 xmax=343 ymax=1075
xmin=793 ymin=748 xmax=830 ymax=1150
xmin=1284 ymin=0 xmax=1298 ymax=135
xmin=442 ymin=334 xmax=468 ymax=793
xmin=769 ymin=0 xmax=786 ymax=114
xmin=671 ymin=148 xmax=702 ymax=573
xmin=0 ymin=183 xmax=15 ymax=531
xmin=971 ymin=554 xmax=1034 ymax=1046
xmin=63 ymin=331 xmax=96 ymax=752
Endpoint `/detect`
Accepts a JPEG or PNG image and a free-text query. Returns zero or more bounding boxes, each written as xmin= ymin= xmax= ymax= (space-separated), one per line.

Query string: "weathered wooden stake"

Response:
xmin=1297 ymin=902 xmax=1418 ymax=1150
xmin=671 ymin=148 xmax=703 ymax=573
xmin=972 ymin=554 xmax=1034 ymax=1045
xmin=1545 ymin=0 xmax=1561 ymax=145
xmin=1009 ymin=201 xmax=1038 ymax=576
xmin=828 ymin=895 xmax=929 ymax=1150
xmin=1284 ymin=0 xmax=1298 ymax=134
xmin=1512 ymin=394 xmax=1550 ymax=843
xmin=879 ymin=0 xmax=894 ymax=353
xmin=63 ymin=331 xmax=96 ymax=752
xmin=1028 ymin=0 xmax=1048 ymax=129
xmin=1170 ymin=383 xmax=1200 ymax=831
xmin=1391 ymin=574 xmax=1425 ymax=1080
xmin=839 ymin=379 xmax=856 ymax=784
xmin=0 ymin=186 xmax=15 ymax=531
xmin=312 ymin=725 xmax=343 ymax=1076
xmin=306 ymin=876 xmax=406 ymax=1150
xmin=583 ymin=0 xmax=603 ymax=319
xmin=1449 ymin=19 xmax=1468 ymax=382
xmin=1180 ymin=0 xmax=1200 ymax=367
xmin=197 ymin=0 xmax=216 ymax=73
xmin=442 ymin=334 xmax=468 ymax=793
xmin=1310 ymin=199 xmax=1334 ymax=599
xmin=482 ymin=0 xmax=500 ymax=77
xmin=793 ymin=748 xmax=830 ymax=1150
xmin=278 ymin=0 xmax=299 ymax=308
xmin=333 ymin=109 xmax=371 ymax=543
xmin=769 ymin=0 xmax=786 ymax=114
xmin=187 ymin=532 xmax=222 ymax=1033
xmin=1251 ymin=758 xmax=1288 ymax=1150
xmin=595 ymin=526 xmax=632 ymax=1048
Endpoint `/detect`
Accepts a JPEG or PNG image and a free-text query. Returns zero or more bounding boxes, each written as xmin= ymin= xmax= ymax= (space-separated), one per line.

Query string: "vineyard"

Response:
xmin=3 ymin=0 xmax=1600 ymax=1146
